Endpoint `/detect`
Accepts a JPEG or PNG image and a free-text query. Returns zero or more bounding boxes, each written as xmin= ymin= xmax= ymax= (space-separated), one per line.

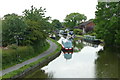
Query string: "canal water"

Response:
xmin=24 ymin=37 xmax=119 ymax=78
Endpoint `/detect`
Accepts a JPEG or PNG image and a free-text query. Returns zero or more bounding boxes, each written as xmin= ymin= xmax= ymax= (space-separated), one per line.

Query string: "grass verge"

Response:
xmin=1 ymin=38 xmax=61 ymax=79
xmin=2 ymin=41 xmax=50 ymax=70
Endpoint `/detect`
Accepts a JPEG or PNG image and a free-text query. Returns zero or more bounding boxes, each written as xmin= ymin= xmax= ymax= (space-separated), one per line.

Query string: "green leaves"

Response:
xmin=22 ymin=6 xmax=49 ymax=47
xmin=63 ymin=13 xmax=87 ymax=29
xmin=95 ymin=2 xmax=120 ymax=47
xmin=73 ymin=29 xmax=82 ymax=35
xmin=2 ymin=13 xmax=26 ymax=46
xmin=115 ymin=30 xmax=120 ymax=45
xmin=2 ymin=6 xmax=50 ymax=47
xmin=51 ymin=19 xmax=62 ymax=30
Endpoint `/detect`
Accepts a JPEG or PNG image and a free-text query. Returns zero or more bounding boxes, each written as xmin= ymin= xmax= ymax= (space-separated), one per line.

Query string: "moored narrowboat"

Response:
xmin=61 ymin=39 xmax=73 ymax=52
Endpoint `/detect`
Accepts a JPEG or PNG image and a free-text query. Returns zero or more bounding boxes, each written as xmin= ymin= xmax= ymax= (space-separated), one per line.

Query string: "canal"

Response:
xmin=23 ymin=37 xmax=119 ymax=78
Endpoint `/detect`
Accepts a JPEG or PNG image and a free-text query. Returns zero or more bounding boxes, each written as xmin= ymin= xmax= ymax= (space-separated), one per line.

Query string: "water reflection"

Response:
xmin=73 ymin=39 xmax=83 ymax=52
xmin=25 ymin=69 xmax=51 ymax=78
xmin=41 ymin=46 xmax=102 ymax=78
xmin=24 ymin=45 xmax=103 ymax=78
xmin=63 ymin=53 xmax=72 ymax=60
xmin=73 ymin=38 xmax=99 ymax=52
xmin=62 ymin=50 xmax=73 ymax=60
xmin=95 ymin=49 xmax=120 ymax=78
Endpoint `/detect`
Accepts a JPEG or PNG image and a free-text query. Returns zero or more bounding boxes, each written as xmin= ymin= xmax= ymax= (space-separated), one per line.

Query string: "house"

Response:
xmin=78 ymin=21 xmax=95 ymax=34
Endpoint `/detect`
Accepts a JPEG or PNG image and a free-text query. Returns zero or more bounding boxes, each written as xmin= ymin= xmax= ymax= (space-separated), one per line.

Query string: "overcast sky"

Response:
xmin=0 ymin=0 xmax=98 ymax=22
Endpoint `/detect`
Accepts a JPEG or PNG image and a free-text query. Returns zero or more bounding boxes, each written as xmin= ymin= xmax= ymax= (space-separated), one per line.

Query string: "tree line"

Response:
xmin=2 ymin=5 xmax=87 ymax=48
xmin=3 ymin=3 xmax=119 ymax=50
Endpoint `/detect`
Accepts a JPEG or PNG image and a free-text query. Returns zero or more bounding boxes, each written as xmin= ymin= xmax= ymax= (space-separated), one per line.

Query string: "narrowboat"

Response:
xmin=83 ymin=35 xmax=102 ymax=44
xmin=61 ymin=39 xmax=73 ymax=52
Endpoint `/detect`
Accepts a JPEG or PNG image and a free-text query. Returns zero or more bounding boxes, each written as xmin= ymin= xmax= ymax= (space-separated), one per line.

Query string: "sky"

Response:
xmin=0 ymin=0 xmax=98 ymax=22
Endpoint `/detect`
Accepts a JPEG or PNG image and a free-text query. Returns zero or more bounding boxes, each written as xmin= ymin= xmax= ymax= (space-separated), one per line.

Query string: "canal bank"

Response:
xmin=1 ymin=38 xmax=61 ymax=79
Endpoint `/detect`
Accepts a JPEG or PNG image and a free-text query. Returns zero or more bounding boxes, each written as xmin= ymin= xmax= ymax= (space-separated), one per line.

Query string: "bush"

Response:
xmin=7 ymin=44 xmax=18 ymax=50
xmin=73 ymin=29 xmax=83 ymax=35
xmin=2 ymin=41 xmax=50 ymax=70
xmin=86 ymin=32 xmax=96 ymax=36
xmin=2 ymin=46 xmax=34 ymax=69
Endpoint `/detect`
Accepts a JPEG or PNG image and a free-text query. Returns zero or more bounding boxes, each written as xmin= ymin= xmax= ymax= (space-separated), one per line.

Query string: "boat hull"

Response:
xmin=62 ymin=46 xmax=73 ymax=53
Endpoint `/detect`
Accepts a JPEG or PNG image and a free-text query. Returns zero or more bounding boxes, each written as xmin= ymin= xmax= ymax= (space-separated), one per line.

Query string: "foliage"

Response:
xmin=63 ymin=13 xmax=87 ymax=29
xmin=2 ymin=6 xmax=52 ymax=70
xmin=22 ymin=6 xmax=51 ymax=48
xmin=7 ymin=44 xmax=18 ymax=50
xmin=89 ymin=19 xmax=94 ymax=21
xmin=2 ymin=46 xmax=34 ymax=69
xmin=2 ymin=41 xmax=50 ymax=70
xmin=0 ymin=18 xmax=2 ymax=47
xmin=2 ymin=6 xmax=51 ymax=48
xmin=73 ymin=29 xmax=83 ymax=35
xmin=2 ymin=13 xmax=27 ymax=46
xmin=94 ymin=2 xmax=120 ymax=47
xmin=85 ymin=32 xmax=97 ymax=36
xmin=51 ymin=19 xmax=62 ymax=30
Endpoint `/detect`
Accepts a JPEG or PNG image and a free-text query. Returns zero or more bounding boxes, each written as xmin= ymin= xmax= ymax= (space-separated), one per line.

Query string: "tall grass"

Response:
xmin=2 ymin=41 xmax=50 ymax=70
xmin=2 ymin=46 xmax=34 ymax=69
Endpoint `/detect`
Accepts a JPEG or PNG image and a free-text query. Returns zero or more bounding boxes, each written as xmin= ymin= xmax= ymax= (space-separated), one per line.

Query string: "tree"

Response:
xmin=73 ymin=29 xmax=83 ymax=35
xmin=94 ymin=2 xmax=120 ymax=47
xmin=22 ymin=6 xmax=50 ymax=49
xmin=51 ymin=19 xmax=62 ymax=30
xmin=2 ymin=13 xmax=26 ymax=46
xmin=63 ymin=13 xmax=87 ymax=29
xmin=0 ymin=18 xmax=2 ymax=47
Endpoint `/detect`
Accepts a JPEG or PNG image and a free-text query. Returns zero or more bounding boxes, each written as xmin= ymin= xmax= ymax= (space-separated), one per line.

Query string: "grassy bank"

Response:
xmin=1 ymin=38 xmax=61 ymax=79
xmin=2 ymin=41 xmax=50 ymax=70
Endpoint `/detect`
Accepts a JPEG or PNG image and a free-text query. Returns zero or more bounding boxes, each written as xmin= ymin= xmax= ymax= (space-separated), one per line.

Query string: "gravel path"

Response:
xmin=1 ymin=40 xmax=57 ymax=76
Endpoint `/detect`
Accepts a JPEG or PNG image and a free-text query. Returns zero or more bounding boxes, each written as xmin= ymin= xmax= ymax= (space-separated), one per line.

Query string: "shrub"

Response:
xmin=7 ymin=44 xmax=18 ymax=50
xmin=73 ymin=29 xmax=83 ymax=35
xmin=2 ymin=46 xmax=34 ymax=69
xmin=2 ymin=41 xmax=50 ymax=70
